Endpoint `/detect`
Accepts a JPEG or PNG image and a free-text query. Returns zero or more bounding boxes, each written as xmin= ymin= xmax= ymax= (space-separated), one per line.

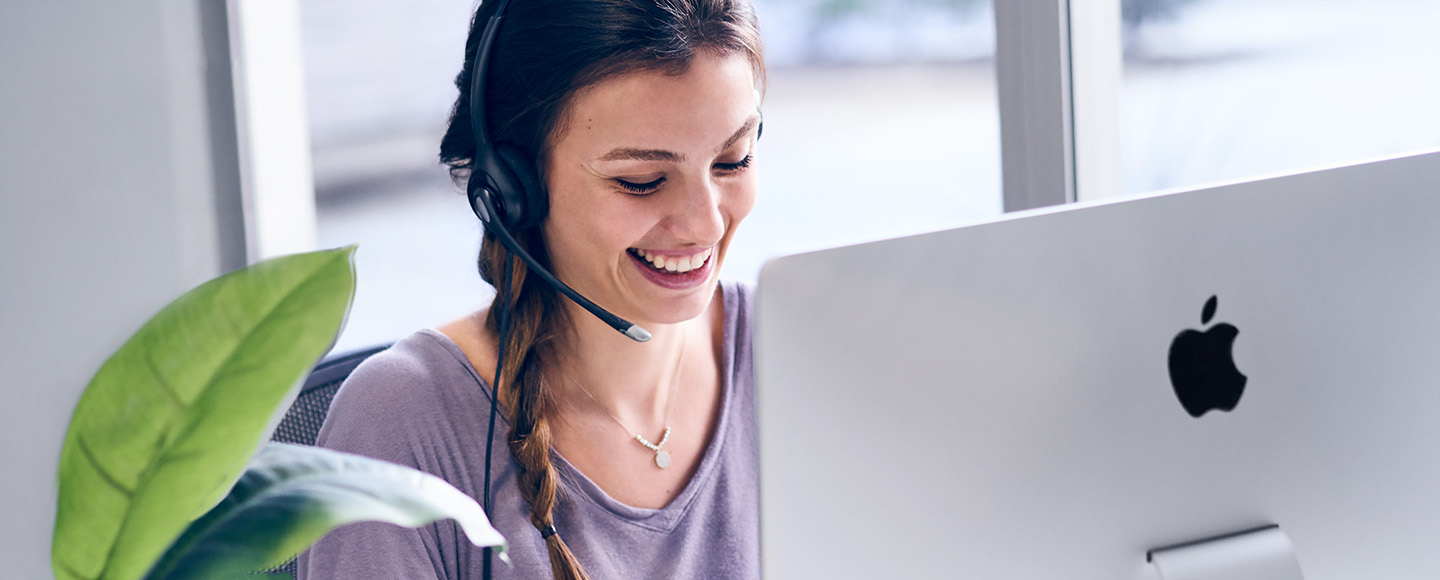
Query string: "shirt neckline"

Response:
xmin=419 ymin=281 xmax=740 ymax=533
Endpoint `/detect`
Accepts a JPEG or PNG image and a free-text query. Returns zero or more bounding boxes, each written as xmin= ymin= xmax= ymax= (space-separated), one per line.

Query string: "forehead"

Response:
xmin=556 ymin=51 xmax=758 ymax=154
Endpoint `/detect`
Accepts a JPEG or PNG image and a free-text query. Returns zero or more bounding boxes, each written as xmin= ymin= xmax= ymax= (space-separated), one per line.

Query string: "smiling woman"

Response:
xmin=297 ymin=1 xmax=766 ymax=580
xmin=544 ymin=50 xmax=760 ymax=322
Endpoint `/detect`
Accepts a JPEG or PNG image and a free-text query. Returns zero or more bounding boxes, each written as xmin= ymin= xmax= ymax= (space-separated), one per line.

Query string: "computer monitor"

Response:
xmin=756 ymin=150 xmax=1440 ymax=579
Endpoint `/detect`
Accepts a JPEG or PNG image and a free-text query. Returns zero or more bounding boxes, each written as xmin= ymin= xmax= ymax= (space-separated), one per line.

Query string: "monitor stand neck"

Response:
xmin=1147 ymin=524 xmax=1304 ymax=580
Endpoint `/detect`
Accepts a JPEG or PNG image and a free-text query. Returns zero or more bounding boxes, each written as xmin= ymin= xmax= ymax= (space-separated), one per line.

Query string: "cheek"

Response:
xmin=545 ymin=186 xmax=645 ymax=257
xmin=541 ymin=186 xmax=603 ymax=262
xmin=724 ymin=175 xmax=760 ymax=227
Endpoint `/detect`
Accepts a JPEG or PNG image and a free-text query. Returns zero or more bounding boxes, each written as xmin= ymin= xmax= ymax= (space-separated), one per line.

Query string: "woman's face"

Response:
xmin=543 ymin=50 xmax=761 ymax=327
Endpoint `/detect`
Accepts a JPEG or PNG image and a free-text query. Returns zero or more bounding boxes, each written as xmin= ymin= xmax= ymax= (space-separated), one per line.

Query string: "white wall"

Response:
xmin=0 ymin=2 xmax=245 ymax=577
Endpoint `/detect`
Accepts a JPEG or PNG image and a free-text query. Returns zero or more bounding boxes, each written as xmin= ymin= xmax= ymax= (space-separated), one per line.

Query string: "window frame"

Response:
xmin=996 ymin=0 xmax=1124 ymax=212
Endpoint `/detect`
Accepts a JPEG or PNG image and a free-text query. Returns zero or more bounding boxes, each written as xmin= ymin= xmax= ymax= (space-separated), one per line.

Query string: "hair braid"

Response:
xmin=481 ymin=240 xmax=590 ymax=580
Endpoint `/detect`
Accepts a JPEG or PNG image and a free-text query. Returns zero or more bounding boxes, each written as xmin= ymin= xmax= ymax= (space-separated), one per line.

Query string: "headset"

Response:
xmin=465 ymin=0 xmax=652 ymax=344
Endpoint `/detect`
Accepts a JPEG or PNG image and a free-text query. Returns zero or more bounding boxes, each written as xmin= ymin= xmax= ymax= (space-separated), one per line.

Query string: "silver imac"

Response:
xmin=756 ymin=150 xmax=1440 ymax=579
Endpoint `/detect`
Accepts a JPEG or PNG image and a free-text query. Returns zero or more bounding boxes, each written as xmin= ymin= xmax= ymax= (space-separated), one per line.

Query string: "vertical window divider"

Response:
xmin=995 ymin=0 xmax=1123 ymax=211
xmin=996 ymin=0 xmax=1075 ymax=211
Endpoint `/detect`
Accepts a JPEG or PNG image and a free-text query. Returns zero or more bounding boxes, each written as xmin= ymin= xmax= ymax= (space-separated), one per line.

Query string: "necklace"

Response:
xmin=571 ymin=331 xmax=687 ymax=469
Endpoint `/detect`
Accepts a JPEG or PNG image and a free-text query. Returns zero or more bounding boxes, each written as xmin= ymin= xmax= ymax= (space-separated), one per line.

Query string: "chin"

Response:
xmin=635 ymin=276 xmax=720 ymax=325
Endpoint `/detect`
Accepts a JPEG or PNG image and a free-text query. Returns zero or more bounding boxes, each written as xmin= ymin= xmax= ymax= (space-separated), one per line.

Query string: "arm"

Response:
xmin=296 ymin=351 xmax=454 ymax=580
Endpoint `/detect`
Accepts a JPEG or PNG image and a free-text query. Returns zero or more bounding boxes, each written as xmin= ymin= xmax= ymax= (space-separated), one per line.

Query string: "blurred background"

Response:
xmin=300 ymin=0 xmax=1440 ymax=351
xmin=5 ymin=3 xmax=1440 ymax=575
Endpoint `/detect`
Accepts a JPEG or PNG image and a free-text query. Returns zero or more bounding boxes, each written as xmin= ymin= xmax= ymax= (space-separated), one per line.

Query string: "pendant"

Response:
xmin=637 ymin=427 xmax=673 ymax=469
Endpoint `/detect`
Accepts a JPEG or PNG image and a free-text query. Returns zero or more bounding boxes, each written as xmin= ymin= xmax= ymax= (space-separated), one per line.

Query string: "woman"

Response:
xmin=299 ymin=0 xmax=765 ymax=578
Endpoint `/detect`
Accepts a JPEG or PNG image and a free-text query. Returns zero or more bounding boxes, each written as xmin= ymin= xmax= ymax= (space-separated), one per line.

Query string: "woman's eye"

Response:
xmin=616 ymin=177 xmax=665 ymax=194
xmin=714 ymin=154 xmax=754 ymax=173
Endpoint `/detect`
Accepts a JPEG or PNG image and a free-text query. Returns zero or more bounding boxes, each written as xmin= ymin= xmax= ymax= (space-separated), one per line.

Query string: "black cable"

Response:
xmin=482 ymin=252 xmax=514 ymax=580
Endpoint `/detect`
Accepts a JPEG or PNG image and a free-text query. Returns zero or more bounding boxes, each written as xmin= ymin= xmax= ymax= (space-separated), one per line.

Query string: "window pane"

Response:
xmin=302 ymin=0 xmax=485 ymax=352
xmin=1121 ymin=0 xmax=1440 ymax=194
xmin=730 ymin=0 xmax=1000 ymax=279
xmin=303 ymin=0 xmax=1000 ymax=350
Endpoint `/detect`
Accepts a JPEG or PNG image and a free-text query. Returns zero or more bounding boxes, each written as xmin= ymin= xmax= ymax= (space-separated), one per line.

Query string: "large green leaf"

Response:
xmin=53 ymin=247 xmax=357 ymax=580
xmin=143 ymin=443 xmax=508 ymax=580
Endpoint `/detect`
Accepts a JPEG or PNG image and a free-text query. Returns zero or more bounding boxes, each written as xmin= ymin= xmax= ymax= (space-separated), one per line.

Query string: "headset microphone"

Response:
xmin=466 ymin=0 xmax=651 ymax=343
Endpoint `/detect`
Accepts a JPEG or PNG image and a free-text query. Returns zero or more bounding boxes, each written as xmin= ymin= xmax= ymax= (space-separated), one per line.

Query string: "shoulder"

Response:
xmin=719 ymin=279 xmax=756 ymax=381
xmin=721 ymin=279 xmax=756 ymax=328
xmin=326 ymin=330 xmax=477 ymax=415
xmin=316 ymin=330 xmax=495 ymax=465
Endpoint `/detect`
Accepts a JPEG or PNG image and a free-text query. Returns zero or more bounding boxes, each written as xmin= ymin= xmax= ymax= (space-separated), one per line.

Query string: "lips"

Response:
xmin=627 ymin=247 xmax=714 ymax=289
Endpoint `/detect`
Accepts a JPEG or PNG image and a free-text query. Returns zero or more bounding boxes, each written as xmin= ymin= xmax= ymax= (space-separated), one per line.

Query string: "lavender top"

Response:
xmin=298 ymin=281 xmax=758 ymax=580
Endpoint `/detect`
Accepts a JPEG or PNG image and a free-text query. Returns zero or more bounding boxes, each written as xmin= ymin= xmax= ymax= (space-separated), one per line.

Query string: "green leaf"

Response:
xmin=143 ymin=443 xmax=507 ymax=580
xmin=53 ymin=247 xmax=357 ymax=580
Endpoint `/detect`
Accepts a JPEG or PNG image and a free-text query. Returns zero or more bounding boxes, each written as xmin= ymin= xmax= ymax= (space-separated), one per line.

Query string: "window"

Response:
xmin=297 ymin=0 xmax=1002 ymax=350
xmin=1120 ymin=0 xmax=1440 ymax=194
xmin=728 ymin=0 xmax=1001 ymax=278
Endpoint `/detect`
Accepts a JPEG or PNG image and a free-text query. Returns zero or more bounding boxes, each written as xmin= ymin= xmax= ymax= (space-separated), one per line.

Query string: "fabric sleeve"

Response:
xmin=296 ymin=350 xmax=455 ymax=580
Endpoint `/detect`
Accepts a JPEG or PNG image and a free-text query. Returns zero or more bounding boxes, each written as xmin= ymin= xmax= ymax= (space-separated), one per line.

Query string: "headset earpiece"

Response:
xmin=494 ymin=144 xmax=546 ymax=230
xmin=466 ymin=146 xmax=545 ymax=231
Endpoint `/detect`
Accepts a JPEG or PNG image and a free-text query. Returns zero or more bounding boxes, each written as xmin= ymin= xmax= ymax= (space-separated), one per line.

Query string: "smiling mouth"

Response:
xmin=628 ymin=247 xmax=714 ymax=274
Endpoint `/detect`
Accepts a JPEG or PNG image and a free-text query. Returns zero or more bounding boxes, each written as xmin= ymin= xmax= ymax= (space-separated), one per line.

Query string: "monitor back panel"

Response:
xmin=757 ymin=151 xmax=1440 ymax=579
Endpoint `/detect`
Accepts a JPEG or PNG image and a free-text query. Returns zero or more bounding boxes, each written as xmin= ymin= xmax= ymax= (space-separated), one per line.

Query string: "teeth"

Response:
xmin=635 ymin=247 xmax=712 ymax=274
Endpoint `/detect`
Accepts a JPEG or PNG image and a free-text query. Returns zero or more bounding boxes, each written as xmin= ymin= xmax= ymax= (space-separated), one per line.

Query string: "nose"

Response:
xmin=664 ymin=174 xmax=726 ymax=246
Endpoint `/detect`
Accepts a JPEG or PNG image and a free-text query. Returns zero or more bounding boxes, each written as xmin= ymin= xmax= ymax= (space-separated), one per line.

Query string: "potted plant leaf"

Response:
xmin=52 ymin=247 xmax=505 ymax=580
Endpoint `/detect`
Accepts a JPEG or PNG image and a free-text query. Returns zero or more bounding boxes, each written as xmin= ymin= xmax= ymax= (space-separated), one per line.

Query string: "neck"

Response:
xmin=552 ymin=301 xmax=694 ymax=428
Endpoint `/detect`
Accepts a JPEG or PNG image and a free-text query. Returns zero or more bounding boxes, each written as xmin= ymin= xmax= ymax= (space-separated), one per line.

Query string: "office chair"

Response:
xmin=271 ymin=343 xmax=391 ymax=446
xmin=267 ymin=342 xmax=391 ymax=578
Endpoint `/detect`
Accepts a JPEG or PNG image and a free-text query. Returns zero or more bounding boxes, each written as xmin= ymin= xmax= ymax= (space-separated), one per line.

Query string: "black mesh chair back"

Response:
xmin=271 ymin=343 xmax=390 ymax=446
xmin=267 ymin=343 xmax=391 ymax=578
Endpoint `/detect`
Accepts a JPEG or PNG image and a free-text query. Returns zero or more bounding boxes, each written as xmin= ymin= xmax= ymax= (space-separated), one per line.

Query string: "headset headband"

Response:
xmin=469 ymin=0 xmax=512 ymax=156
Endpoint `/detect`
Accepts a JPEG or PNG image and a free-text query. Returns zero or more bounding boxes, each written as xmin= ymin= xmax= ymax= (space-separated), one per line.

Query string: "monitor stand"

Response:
xmin=1148 ymin=525 xmax=1304 ymax=580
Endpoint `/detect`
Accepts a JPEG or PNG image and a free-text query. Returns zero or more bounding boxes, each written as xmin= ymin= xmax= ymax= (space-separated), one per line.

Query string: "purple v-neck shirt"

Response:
xmin=298 ymin=281 xmax=758 ymax=579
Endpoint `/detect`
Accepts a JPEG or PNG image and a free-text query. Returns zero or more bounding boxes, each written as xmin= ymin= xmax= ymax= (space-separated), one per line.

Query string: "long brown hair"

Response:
xmin=438 ymin=1 xmax=764 ymax=578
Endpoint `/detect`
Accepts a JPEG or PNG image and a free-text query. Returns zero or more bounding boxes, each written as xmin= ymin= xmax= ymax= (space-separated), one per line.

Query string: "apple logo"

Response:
xmin=1167 ymin=295 xmax=1247 ymax=418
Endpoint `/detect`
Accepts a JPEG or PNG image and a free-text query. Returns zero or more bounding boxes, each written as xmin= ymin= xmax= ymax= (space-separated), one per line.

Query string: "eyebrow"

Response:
xmin=597 ymin=115 xmax=760 ymax=163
